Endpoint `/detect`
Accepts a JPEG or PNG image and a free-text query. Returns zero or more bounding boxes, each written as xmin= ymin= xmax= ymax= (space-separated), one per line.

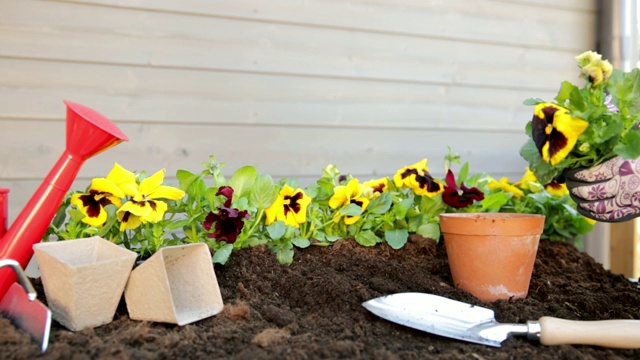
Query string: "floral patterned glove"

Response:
xmin=564 ymin=156 xmax=640 ymax=222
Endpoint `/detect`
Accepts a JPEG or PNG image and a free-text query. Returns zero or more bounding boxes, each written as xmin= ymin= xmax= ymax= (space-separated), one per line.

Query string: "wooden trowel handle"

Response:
xmin=538 ymin=316 xmax=640 ymax=348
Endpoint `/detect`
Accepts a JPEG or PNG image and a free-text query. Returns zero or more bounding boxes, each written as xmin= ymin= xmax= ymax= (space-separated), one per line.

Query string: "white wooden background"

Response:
xmin=0 ymin=0 xmax=596 ymax=223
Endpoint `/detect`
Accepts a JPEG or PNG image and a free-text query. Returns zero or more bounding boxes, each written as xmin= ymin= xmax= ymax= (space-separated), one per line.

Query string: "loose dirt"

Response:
xmin=3 ymin=236 xmax=640 ymax=359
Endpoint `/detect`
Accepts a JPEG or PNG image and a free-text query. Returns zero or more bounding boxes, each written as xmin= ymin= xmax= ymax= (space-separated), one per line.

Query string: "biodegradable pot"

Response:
xmin=439 ymin=213 xmax=545 ymax=302
xmin=124 ymin=243 xmax=224 ymax=325
xmin=33 ymin=236 xmax=137 ymax=331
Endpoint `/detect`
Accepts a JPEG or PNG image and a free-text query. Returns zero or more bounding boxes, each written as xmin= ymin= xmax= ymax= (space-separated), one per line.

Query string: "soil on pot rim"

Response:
xmin=2 ymin=236 xmax=640 ymax=359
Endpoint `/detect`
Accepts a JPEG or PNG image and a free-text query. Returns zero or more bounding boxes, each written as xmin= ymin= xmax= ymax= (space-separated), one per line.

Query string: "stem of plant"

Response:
xmin=245 ymin=208 xmax=265 ymax=239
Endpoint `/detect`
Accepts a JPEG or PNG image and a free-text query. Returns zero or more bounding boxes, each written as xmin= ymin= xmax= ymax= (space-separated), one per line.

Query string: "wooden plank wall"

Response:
xmin=0 ymin=0 xmax=596 ymax=223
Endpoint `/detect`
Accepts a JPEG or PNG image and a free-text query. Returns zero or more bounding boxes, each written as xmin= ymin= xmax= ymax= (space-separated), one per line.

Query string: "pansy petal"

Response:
xmin=329 ymin=185 xmax=349 ymax=208
xmin=119 ymin=201 xmax=152 ymax=217
xmin=444 ymin=169 xmax=457 ymax=189
xmin=143 ymin=200 xmax=168 ymax=223
xmin=89 ymin=178 xmax=125 ymax=198
xmin=265 ymin=196 xmax=284 ymax=225
xmin=147 ymin=185 xmax=186 ymax=200
xmin=139 ymin=169 xmax=166 ymax=195
xmin=106 ymin=163 xmax=138 ymax=196
xmin=343 ymin=215 xmax=360 ymax=225
xmin=118 ymin=212 xmax=143 ymax=231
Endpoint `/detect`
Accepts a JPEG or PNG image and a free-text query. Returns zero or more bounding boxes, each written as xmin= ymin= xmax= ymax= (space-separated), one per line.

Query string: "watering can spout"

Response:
xmin=0 ymin=100 xmax=128 ymax=299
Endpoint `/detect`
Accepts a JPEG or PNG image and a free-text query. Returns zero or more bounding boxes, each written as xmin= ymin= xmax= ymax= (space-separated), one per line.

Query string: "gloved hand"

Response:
xmin=564 ymin=156 xmax=640 ymax=222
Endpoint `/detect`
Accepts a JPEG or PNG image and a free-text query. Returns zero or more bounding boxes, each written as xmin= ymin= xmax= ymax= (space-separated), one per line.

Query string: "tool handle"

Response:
xmin=538 ymin=316 xmax=640 ymax=348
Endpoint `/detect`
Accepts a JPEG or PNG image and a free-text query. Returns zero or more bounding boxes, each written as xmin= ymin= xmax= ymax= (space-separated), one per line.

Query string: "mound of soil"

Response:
xmin=2 ymin=237 xmax=640 ymax=359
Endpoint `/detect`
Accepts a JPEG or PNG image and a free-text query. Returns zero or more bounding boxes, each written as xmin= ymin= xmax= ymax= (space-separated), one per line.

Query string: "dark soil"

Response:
xmin=2 ymin=237 xmax=640 ymax=359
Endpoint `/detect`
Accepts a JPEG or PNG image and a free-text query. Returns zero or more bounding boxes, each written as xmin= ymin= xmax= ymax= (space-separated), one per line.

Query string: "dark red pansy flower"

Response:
xmin=217 ymin=186 xmax=234 ymax=207
xmin=203 ymin=186 xmax=250 ymax=243
xmin=203 ymin=207 xmax=250 ymax=244
xmin=442 ymin=170 xmax=484 ymax=209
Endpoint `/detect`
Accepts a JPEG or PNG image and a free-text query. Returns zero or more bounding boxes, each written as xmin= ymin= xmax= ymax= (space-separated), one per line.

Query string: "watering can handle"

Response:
xmin=0 ymin=259 xmax=36 ymax=301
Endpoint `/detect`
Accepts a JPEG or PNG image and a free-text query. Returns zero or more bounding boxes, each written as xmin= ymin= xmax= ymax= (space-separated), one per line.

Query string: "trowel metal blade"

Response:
xmin=362 ymin=292 xmax=508 ymax=347
xmin=0 ymin=282 xmax=51 ymax=352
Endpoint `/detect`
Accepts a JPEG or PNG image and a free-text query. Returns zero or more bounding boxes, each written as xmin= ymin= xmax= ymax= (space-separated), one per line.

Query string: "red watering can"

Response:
xmin=0 ymin=100 xmax=128 ymax=300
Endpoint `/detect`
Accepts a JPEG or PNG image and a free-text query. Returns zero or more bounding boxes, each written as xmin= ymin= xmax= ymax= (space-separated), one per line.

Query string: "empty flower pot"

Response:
xmin=124 ymin=243 xmax=224 ymax=325
xmin=440 ymin=213 xmax=545 ymax=302
xmin=33 ymin=236 xmax=137 ymax=331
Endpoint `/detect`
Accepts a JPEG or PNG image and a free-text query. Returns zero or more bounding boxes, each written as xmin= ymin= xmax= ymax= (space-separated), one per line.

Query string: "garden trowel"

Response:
xmin=0 ymin=259 xmax=51 ymax=352
xmin=362 ymin=292 xmax=640 ymax=349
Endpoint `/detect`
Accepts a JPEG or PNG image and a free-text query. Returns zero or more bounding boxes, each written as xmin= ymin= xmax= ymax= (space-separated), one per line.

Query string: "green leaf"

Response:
xmin=393 ymin=198 xmax=413 ymax=219
xmin=276 ymin=248 xmax=294 ymax=265
xmin=250 ymin=174 xmax=279 ymax=208
xmin=384 ymin=229 xmax=408 ymax=250
xmin=554 ymin=81 xmax=578 ymax=105
xmin=292 ymin=237 xmax=311 ymax=248
xmin=212 ymin=243 xmax=234 ymax=264
xmin=520 ymin=140 xmax=558 ymax=184
xmin=457 ymin=162 xmax=469 ymax=184
xmin=266 ymin=221 xmax=286 ymax=240
xmin=165 ymin=219 xmax=191 ymax=231
xmin=229 ymin=166 xmax=258 ymax=200
xmin=480 ymin=192 xmax=512 ymax=212
xmin=68 ymin=208 xmax=86 ymax=223
xmin=417 ymin=223 xmax=440 ymax=241
xmin=614 ymin=129 xmax=640 ymax=159
xmin=340 ymin=203 xmax=364 ymax=217
xmin=354 ymin=230 xmax=379 ymax=247
xmin=177 ymin=170 xmax=205 ymax=198
xmin=367 ymin=193 xmax=392 ymax=214
xmin=523 ymin=97 xmax=544 ymax=106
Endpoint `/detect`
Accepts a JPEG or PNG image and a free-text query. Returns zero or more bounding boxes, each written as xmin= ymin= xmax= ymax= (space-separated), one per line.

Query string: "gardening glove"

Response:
xmin=564 ymin=156 xmax=640 ymax=222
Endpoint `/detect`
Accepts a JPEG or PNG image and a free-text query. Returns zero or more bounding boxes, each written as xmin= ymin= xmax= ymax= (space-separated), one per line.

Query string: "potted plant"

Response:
xmin=521 ymin=51 xmax=640 ymax=221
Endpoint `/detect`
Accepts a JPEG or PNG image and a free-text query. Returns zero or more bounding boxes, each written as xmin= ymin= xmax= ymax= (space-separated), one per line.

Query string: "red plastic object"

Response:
xmin=0 ymin=100 xmax=128 ymax=299
xmin=0 ymin=188 xmax=8 ymax=238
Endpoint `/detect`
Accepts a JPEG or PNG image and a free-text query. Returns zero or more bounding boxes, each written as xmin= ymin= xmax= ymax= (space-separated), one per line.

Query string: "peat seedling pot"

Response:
xmin=33 ymin=236 xmax=137 ymax=331
xmin=440 ymin=213 xmax=545 ymax=302
xmin=124 ymin=243 xmax=224 ymax=325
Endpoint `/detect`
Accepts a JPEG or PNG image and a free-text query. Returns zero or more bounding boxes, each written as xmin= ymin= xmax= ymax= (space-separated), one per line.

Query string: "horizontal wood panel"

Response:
xmin=0 ymin=1 xmax=581 ymax=91
xmin=0 ymin=0 xmax=595 ymax=225
xmin=0 ymin=58 xmax=552 ymax=131
xmin=493 ymin=0 xmax=595 ymax=11
xmin=0 ymin=120 xmax=530 ymax=179
xmin=53 ymin=0 xmax=595 ymax=51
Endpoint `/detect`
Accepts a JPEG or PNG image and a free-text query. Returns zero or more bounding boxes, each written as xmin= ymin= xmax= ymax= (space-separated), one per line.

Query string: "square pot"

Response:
xmin=124 ymin=243 xmax=224 ymax=325
xmin=33 ymin=236 xmax=137 ymax=331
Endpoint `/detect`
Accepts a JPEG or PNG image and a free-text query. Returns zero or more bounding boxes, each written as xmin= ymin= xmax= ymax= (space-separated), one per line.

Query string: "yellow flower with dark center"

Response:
xmin=488 ymin=177 xmax=524 ymax=199
xmin=265 ymin=185 xmax=311 ymax=228
xmin=71 ymin=178 xmax=125 ymax=227
xmin=531 ymin=103 xmax=589 ymax=166
xmin=329 ymin=179 xmax=370 ymax=225
xmin=362 ymin=177 xmax=389 ymax=199
xmin=116 ymin=169 xmax=185 ymax=230
xmin=544 ymin=178 xmax=569 ymax=197
xmin=393 ymin=159 xmax=444 ymax=197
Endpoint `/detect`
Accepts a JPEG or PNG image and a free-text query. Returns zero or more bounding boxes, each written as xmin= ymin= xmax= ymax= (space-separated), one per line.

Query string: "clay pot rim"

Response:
xmin=439 ymin=212 xmax=545 ymax=236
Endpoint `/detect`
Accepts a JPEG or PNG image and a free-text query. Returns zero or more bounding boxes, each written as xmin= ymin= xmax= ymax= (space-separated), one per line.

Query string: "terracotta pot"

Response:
xmin=33 ymin=236 xmax=137 ymax=331
xmin=439 ymin=213 xmax=545 ymax=302
xmin=124 ymin=243 xmax=224 ymax=325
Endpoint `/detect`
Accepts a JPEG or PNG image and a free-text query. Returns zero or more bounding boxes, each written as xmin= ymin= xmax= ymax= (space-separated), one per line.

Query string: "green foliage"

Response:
xmin=46 ymin=149 xmax=593 ymax=266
